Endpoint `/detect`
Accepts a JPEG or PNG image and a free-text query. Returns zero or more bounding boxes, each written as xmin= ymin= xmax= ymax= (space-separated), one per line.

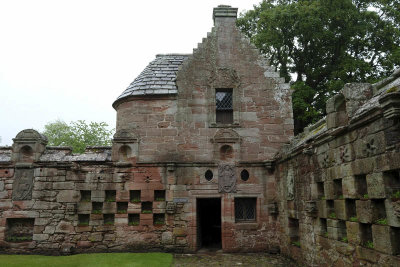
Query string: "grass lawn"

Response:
xmin=0 ymin=252 xmax=173 ymax=267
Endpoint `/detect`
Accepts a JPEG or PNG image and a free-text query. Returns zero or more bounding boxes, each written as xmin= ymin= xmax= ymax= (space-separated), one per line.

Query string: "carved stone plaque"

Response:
xmin=218 ymin=164 xmax=236 ymax=193
xmin=12 ymin=168 xmax=34 ymax=200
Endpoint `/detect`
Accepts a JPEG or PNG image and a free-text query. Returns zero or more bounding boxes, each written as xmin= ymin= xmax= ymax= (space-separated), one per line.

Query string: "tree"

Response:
xmin=237 ymin=0 xmax=400 ymax=134
xmin=42 ymin=120 xmax=114 ymax=153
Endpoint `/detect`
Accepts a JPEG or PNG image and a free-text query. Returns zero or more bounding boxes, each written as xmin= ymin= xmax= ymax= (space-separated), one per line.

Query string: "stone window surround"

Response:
xmin=207 ymin=67 xmax=242 ymax=128
xmin=210 ymin=87 xmax=240 ymax=128
xmin=234 ymin=197 xmax=257 ymax=223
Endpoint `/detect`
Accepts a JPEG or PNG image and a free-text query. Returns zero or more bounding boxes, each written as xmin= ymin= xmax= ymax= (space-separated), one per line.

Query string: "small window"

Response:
xmin=6 ymin=218 xmax=34 ymax=242
xmin=240 ymin=169 xmax=249 ymax=181
xmin=235 ymin=198 xmax=256 ymax=222
xmin=216 ymin=89 xmax=233 ymax=124
xmin=205 ymin=170 xmax=213 ymax=181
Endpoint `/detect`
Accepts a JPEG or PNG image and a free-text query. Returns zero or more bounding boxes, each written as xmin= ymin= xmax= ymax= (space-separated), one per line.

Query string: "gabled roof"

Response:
xmin=113 ymin=54 xmax=190 ymax=107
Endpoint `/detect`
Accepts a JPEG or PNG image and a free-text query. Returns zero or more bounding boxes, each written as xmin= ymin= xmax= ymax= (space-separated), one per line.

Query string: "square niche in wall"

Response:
xmin=105 ymin=190 xmax=116 ymax=202
xmin=154 ymin=190 xmax=165 ymax=201
xmin=128 ymin=214 xmax=140 ymax=226
xmin=78 ymin=214 xmax=90 ymax=226
xmin=117 ymin=202 xmax=128 ymax=214
xmin=130 ymin=190 xmax=141 ymax=203
xmin=142 ymin=202 xmax=152 ymax=214
xmin=6 ymin=218 xmax=34 ymax=242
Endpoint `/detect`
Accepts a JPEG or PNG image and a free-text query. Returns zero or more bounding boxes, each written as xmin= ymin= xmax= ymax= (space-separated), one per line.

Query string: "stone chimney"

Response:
xmin=213 ymin=5 xmax=238 ymax=25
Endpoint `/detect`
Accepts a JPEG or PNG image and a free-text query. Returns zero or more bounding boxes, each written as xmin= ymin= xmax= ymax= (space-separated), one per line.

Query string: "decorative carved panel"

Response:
xmin=12 ymin=168 xmax=34 ymax=200
xmin=218 ymin=164 xmax=236 ymax=193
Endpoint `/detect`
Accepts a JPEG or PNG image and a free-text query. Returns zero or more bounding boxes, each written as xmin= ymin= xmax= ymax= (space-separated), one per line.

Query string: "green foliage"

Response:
xmin=291 ymin=241 xmax=301 ymax=247
xmin=321 ymin=196 xmax=326 ymax=200
xmin=142 ymin=210 xmax=152 ymax=214
xmin=392 ymin=190 xmax=400 ymax=199
xmin=155 ymin=198 xmax=165 ymax=202
xmin=117 ymin=210 xmax=127 ymax=214
xmin=105 ymin=198 xmax=115 ymax=203
xmin=42 ymin=120 xmax=114 ymax=154
xmin=386 ymin=86 xmax=399 ymax=93
xmin=92 ymin=210 xmax=102 ymax=214
xmin=128 ymin=221 xmax=139 ymax=226
xmin=0 ymin=253 xmax=173 ymax=267
xmin=341 ymin=237 xmax=348 ymax=243
xmin=365 ymin=240 xmax=374 ymax=249
xmin=375 ymin=218 xmax=388 ymax=225
xmin=237 ymin=0 xmax=400 ymax=134
xmin=131 ymin=198 xmax=141 ymax=203
xmin=339 ymin=195 xmax=344 ymax=199
xmin=323 ymin=232 xmax=328 ymax=238
xmin=6 ymin=236 xmax=32 ymax=242
xmin=349 ymin=216 xmax=358 ymax=222
xmin=328 ymin=212 xmax=337 ymax=219
xmin=363 ymin=194 xmax=369 ymax=199
xmin=104 ymin=221 xmax=114 ymax=225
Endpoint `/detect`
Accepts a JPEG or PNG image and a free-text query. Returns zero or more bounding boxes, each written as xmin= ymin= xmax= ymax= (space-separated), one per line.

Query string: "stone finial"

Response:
xmin=213 ymin=5 xmax=238 ymax=23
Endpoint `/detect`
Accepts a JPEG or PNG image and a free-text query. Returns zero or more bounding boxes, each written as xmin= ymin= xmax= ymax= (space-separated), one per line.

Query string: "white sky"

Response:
xmin=0 ymin=0 xmax=261 ymax=146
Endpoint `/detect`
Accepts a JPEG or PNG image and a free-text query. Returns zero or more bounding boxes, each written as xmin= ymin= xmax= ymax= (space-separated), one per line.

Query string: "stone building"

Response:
xmin=0 ymin=5 xmax=400 ymax=266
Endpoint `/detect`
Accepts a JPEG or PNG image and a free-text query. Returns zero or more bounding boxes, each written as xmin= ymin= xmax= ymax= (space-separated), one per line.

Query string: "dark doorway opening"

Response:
xmin=197 ymin=198 xmax=221 ymax=250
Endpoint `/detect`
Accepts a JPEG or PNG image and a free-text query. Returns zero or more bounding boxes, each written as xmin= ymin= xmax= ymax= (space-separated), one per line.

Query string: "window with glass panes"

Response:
xmin=216 ymin=89 xmax=233 ymax=124
xmin=235 ymin=198 xmax=256 ymax=222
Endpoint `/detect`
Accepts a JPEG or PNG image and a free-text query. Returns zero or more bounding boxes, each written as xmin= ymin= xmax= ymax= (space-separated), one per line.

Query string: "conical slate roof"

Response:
xmin=113 ymin=54 xmax=189 ymax=107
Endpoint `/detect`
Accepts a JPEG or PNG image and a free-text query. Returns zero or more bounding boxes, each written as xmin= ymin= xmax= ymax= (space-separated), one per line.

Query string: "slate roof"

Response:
xmin=113 ymin=54 xmax=190 ymax=106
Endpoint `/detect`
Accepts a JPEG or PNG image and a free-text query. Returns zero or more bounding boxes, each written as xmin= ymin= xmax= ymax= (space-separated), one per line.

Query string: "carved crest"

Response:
xmin=208 ymin=67 xmax=240 ymax=88
xmin=212 ymin=129 xmax=240 ymax=143
xmin=218 ymin=164 xmax=236 ymax=193
xmin=12 ymin=169 xmax=34 ymax=200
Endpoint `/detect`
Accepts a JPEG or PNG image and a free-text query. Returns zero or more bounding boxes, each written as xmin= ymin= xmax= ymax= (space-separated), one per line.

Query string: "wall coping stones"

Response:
xmin=276 ymin=68 xmax=400 ymax=162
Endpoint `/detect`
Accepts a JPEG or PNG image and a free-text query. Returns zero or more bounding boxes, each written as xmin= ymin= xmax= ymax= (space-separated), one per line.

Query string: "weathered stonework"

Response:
xmin=0 ymin=5 xmax=399 ymax=266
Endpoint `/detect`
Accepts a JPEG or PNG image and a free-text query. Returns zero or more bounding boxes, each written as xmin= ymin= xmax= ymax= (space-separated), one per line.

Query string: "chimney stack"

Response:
xmin=213 ymin=5 xmax=238 ymax=24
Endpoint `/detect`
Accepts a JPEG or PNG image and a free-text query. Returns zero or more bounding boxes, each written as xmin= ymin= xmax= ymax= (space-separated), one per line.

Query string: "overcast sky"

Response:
xmin=0 ymin=0 xmax=261 ymax=146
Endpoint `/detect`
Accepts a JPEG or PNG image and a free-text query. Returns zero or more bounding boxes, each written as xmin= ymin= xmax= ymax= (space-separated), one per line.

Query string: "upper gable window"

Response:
xmin=216 ymin=89 xmax=233 ymax=124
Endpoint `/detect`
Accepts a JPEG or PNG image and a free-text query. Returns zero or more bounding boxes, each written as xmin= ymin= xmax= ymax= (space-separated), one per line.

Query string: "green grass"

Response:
xmin=142 ymin=210 xmax=152 ymax=214
xmin=349 ymin=216 xmax=358 ymax=222
xmin=375 ymin=218 xmax=388 ymax=225
xmin=291 ymin=241 xmax=301 ymax=247
xmin=0 ymin=252 xmax=173 ymax=267
xmin=328 ymin=212 xmax=336 ymax=219
xmin=364 ymin=240 xmax=374 ymax=249
xmin=392 ymin=191 xmax=400 ymax=199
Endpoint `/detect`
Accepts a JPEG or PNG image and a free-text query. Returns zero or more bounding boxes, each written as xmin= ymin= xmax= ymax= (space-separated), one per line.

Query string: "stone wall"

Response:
xmin=1 ymin=5 xmax=399 ymax=266
xmin=274 ymin=73 xmax=400 ymax=266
